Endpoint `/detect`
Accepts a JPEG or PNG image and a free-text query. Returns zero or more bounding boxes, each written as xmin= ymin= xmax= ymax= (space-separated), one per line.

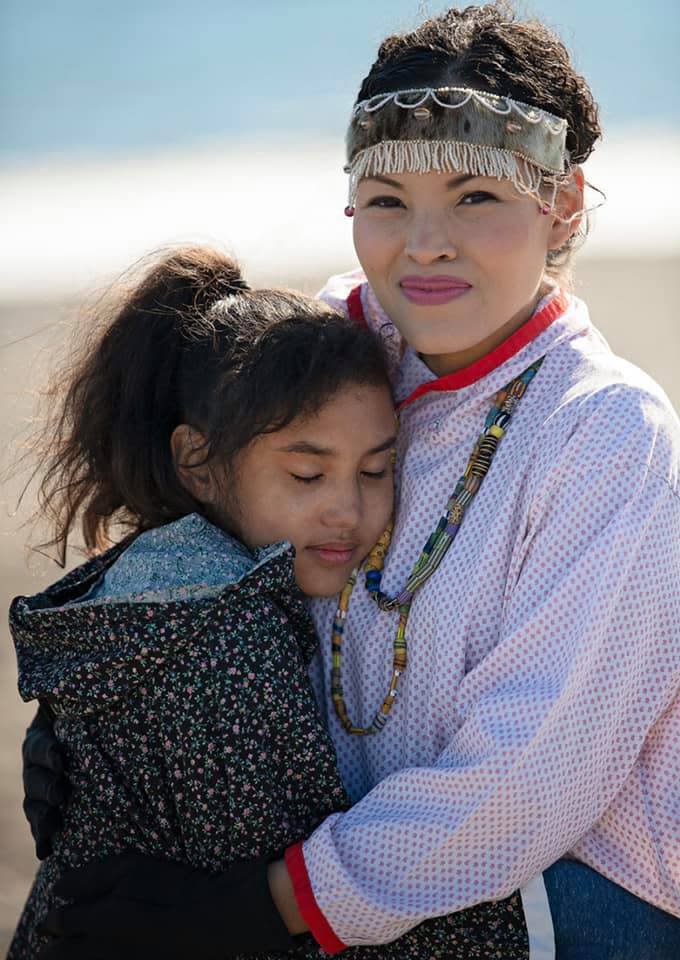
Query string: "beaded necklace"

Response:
xmin=331 ymin=357 xmax=544 ymax=735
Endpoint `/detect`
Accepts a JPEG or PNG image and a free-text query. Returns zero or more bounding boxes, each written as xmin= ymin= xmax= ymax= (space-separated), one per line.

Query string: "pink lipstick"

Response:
xmin=400 ymin=275 xmax=472 ymax=306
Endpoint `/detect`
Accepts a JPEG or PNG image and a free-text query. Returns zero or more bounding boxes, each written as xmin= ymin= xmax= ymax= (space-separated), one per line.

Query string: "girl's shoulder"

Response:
xmin=90 ymin=513 xmax=262 ymax=604
xmin=15 ymin=514 xmax=289 ymax=610
xmin=10 ymin=517 xmax=306 ymax=718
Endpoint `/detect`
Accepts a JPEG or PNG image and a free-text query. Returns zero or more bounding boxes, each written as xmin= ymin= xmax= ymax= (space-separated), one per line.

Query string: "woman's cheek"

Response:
xmin=489 ymin=215 xmax=536 ymax=256
xmin=353 ymin=221 xmax=377 ymax=269
xmin=355 ymin=217 xmax=397 ymax=267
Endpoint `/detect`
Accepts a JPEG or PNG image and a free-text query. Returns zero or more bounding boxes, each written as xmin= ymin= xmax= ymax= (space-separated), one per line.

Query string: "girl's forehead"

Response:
xmin=253 ymin=384 xmax=396 ymax=450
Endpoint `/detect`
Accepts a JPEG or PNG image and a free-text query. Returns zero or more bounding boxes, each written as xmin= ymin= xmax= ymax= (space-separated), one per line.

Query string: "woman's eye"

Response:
xmin=291 ymin=474 xmax=322 ymax=484
xmin=361 ymin=469 xmax=387 ymax=480
xmin=366 ymin=195 xmax=404 ymax=209
xmin=459 ymin=191 xmax=496 ymax=205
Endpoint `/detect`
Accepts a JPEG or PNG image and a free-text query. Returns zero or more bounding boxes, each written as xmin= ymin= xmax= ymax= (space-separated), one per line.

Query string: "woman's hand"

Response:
xmin=22 ymin=704 xmax=69 ymax=859
xmin=39 ymin=852 xmax=298 ymax=959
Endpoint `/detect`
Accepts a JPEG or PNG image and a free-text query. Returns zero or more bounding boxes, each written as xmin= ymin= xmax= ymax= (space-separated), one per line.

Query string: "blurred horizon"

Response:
xmin=0 ymin=132 xmax=678 ymax=306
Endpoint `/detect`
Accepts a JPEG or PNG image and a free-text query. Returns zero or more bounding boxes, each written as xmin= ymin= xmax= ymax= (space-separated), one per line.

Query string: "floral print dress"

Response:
xmin=9 ymin=514 xmax=527 ymax=959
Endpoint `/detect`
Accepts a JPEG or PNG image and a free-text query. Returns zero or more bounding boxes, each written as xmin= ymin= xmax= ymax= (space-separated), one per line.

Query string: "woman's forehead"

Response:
xmin=357 ymin=170 xmax=516 ymax=194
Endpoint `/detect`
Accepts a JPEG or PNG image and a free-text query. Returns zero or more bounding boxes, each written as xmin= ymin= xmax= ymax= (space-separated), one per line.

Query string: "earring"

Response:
xmin=540 ymin=203 xmax=552 ymax=216
xmin=344 ymin=206 xmax=355 ymax=218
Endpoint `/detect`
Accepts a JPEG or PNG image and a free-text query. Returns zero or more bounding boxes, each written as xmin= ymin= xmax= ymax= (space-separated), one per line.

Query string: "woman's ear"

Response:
xmin=548 ymin=166 xmax=585 ymax=251
xmin=170 ymin=424 xmax=218 ymax=505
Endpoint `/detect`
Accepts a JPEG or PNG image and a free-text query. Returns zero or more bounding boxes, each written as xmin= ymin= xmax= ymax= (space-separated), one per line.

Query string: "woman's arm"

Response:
xmin=292 ymin=388 xmax=680 ymax=950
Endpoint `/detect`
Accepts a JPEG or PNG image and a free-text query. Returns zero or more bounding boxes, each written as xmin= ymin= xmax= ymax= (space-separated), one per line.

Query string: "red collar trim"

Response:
xmin=397 ymin=291 xmax=569 ymax=410
xmin=346 ymin=285 xmax=369 ymax=329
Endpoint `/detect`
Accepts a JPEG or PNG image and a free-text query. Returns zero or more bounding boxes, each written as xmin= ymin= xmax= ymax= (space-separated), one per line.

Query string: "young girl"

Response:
xmin=24 ymin=4 xmax=680 ymax=958
xmin=12 ymin=246 xmax=532 ymax=960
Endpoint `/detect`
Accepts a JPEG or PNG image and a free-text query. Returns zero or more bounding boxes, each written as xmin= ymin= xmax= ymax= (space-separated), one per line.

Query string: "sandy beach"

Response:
xmin=1 ymin=255 xmax=678 ymax=951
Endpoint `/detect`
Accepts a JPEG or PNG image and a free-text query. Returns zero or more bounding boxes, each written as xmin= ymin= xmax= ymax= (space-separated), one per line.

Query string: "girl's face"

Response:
xmin=227 ymin=382 xmax=396 ymax=597
xmin=353 ymin=170 xmax=575 ymax=375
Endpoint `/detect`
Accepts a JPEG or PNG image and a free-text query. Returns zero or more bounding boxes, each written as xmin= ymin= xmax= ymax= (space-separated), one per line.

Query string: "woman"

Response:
xmin=25 ymin=5 xmax=680 ymax=958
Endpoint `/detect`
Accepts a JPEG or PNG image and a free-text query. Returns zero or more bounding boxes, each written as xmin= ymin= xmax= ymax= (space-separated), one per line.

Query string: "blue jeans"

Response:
xmin=544 ymin=859 xmax=680 ymax=959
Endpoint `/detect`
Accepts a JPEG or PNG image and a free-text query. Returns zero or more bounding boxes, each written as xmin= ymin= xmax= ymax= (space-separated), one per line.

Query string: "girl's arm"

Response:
xmin=267 ymin=858 xmax=307 ymax=933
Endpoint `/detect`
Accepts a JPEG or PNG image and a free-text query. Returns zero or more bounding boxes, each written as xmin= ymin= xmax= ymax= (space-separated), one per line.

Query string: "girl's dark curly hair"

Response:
xmin=31 ymin=247 xmax=391 ymax=563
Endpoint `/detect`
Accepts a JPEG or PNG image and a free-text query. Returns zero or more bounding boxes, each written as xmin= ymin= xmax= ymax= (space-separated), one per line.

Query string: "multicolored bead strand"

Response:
xmin=330 ymin=357 xmax=544 ymax=735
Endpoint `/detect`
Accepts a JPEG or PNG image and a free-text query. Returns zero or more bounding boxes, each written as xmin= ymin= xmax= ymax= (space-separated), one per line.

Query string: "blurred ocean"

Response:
xmin=2 ymin=0 xmax=679 ymax=158
xmin=1 ymin=133 xmax=679 ymax=303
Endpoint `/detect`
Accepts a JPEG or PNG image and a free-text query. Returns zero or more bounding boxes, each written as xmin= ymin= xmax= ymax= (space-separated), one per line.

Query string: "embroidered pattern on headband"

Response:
xmin=345 ymin=86 xmax=569 ymax=206
xmin=352 ymin=87 xmax=567 ymax=135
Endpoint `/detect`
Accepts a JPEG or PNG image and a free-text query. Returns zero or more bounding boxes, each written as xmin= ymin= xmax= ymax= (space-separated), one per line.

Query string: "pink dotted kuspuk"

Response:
xmin=299 ymin=273 xmax=680 ymax=948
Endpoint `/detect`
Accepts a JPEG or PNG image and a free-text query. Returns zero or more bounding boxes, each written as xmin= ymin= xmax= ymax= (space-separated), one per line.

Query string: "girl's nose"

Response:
xmin=321 ymin=485 xmax=362 ymax=530
xmin=404 ymin=214 xmax=457 ymax=265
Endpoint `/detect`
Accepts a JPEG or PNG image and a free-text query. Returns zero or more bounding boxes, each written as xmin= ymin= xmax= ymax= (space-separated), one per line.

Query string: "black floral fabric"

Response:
xmin=9 ymin=521 xmax=528 ymax=959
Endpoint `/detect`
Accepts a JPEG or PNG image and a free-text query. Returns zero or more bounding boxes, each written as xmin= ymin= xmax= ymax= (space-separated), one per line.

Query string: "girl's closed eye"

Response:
xmin=291 ymin=473 xmax=322 ymax=484
xmin=292 ymin=468 xmax=388 ymax=483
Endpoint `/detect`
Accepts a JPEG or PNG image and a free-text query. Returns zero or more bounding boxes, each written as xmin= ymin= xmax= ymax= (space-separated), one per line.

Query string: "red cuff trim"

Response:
xmin=285 ymin=842 xmax=347 ymax=955
xmin=398 ymin=291 xmax=568 ymax=410
xmin=346 ymin=285 xmax=368 ymax=329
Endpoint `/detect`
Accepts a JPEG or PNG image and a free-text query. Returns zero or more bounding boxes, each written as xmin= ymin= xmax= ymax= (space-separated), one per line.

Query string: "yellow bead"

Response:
xmin=489 ymin=424 xmax=505 ymax=439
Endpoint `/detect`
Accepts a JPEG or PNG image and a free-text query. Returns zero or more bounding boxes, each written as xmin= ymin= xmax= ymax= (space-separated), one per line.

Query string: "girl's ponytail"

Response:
xmin=33 ymin=247 xmax=246 ymax=563
xmin=31 ymin=245 xmax=390 ymax=565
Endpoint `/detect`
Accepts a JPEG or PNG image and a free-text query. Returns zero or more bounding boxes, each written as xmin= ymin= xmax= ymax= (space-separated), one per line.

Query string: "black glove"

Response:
xmin=22 ymin=703 xmax=69 ymax=859
xmin=40 ymin=851 xmax=295 ymax=960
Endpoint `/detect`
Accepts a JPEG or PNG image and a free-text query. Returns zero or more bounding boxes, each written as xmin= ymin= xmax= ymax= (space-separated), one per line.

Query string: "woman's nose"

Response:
xmin=404 ymin=214 xmax=457 ymax=264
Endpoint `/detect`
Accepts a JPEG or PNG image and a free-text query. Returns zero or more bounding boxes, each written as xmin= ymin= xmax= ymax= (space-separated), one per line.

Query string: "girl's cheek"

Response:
xmin=368 ymin=481 xmax=394 ymax=529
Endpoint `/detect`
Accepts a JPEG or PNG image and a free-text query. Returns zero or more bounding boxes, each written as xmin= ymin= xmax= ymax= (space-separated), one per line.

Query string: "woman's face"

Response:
xmin=225 ymin=382 xmax=396 ymax=597
xmin=353 ymin=170 xmax=573 ymax=375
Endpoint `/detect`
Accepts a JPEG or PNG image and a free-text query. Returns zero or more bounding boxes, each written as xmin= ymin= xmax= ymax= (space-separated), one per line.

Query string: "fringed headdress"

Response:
xmin=345 ymin=87 xmax=569 ymax=206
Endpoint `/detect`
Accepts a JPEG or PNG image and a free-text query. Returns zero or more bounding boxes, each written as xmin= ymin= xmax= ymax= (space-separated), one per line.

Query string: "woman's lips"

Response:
xmin=306 ymin=543 xmax=357 ymax=566
xmin=400 ymin=275 xmax=472 ymax=306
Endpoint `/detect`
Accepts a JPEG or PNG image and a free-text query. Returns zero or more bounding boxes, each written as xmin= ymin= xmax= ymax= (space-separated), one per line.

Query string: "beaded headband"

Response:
xmin=345 ymin=86 xmax=569 ymax=206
